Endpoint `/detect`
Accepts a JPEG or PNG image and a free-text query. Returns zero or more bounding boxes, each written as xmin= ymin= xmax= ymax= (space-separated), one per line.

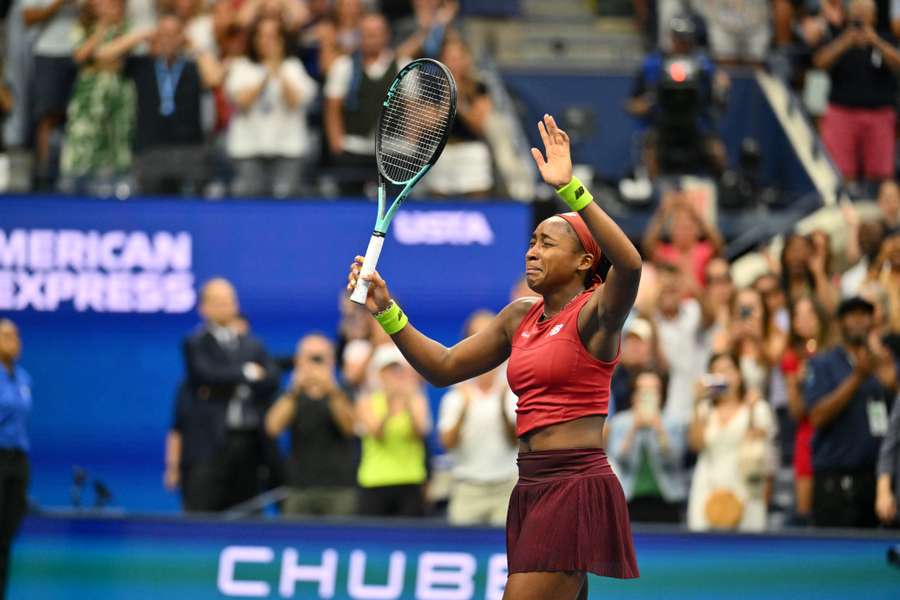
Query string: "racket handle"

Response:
xmin=351 ymin=233 xmax=385 ymax=305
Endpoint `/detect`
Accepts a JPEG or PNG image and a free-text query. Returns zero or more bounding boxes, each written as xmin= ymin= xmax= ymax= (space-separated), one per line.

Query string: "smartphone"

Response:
xmin=700 ymin=374 xmax=729 ymax=397
xmin=636 ymin=388 xmax=660 ymax=419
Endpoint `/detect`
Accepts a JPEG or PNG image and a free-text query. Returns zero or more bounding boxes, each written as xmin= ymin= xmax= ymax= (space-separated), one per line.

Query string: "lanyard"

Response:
xmin=155 ymin=58 xmax=185 ymax=116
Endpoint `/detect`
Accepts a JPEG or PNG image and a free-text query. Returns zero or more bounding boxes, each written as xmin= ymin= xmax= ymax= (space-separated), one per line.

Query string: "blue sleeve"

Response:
xmin=607 ymin=414 xmax=634 ymax=466
xmin=804 ymin=355 xmax=834 ymax=411
xmin=631 ymin=53 xmax=660 ymax=98
xmin=661 ymin=421 xmax=686 ymax=468
xmin=422 ymin=23 xmax=447 ymax=58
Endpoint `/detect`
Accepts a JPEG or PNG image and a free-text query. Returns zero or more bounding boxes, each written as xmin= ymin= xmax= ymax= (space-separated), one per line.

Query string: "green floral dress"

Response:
xmin=60 ymin=23 xmax=136 ymax=179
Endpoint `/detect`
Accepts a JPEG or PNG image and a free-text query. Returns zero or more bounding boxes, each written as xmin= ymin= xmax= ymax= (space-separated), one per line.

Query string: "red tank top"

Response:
xmin=507 ymin=290 xmax=617 ymax=437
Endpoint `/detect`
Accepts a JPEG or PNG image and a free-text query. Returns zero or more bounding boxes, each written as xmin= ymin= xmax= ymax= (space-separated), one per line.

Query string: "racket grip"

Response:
xmin=350 ymin=233 xmax=385 ymax=305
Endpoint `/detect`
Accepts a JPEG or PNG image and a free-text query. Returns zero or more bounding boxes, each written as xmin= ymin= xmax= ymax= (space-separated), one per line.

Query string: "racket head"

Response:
xmin=375 ymin=58 xmax=457 ymax=186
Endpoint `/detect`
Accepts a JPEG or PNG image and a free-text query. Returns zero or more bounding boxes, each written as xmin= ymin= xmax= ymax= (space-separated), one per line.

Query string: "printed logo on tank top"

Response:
xmin=549 ymin=323 xmax=564 ymax=336
xmin=521 ymin=331 xmax=531 ymax=338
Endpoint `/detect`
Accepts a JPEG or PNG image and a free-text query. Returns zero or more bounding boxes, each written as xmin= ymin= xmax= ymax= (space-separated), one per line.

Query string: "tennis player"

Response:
xmin=348 ymin=114 xmax=641 ymax=599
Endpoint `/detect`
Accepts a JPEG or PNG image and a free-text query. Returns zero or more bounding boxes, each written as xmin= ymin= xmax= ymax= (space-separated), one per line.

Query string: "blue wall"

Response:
xmin=0 ymin=196 xmax=530 ymax=512
xmin=503 ymin=70 xmax=814 ymax=195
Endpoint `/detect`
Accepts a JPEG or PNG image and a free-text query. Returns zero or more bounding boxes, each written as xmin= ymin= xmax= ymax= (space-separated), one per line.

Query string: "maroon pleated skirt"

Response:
xmin=506 ymin=447 xmax=639 ymax=579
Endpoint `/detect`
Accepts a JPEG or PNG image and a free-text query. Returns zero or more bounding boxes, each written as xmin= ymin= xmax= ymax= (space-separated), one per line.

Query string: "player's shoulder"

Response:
xmin=499 ymin=296 xmax=541 ymax=328
xmin=506 ymin=295 xmax=541 ymax=312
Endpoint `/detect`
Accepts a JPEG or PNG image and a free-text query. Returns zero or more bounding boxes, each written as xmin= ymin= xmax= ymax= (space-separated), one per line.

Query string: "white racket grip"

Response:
xmin=351 ymin=233 xmax=385 ymax=305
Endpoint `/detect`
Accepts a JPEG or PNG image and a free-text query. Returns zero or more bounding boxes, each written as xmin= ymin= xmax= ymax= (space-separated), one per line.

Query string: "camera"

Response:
xmin=700 ymin=374 xmax=730 ymax=398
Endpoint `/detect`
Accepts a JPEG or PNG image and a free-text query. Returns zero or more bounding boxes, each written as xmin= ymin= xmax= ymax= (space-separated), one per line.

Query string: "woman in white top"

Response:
xmin=226 ymin=16 xmax=318 ymax=197
xmin=438 ymin=310 xmax=518 ymax=526
xmin=420 ymin=36 xmax=494 ymax=197
xmin=687 ymin=351 xmax=775 ymax=532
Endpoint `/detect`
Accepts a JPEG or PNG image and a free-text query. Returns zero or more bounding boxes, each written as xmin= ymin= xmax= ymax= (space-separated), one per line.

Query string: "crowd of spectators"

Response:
xmin=3 ymin=1 xmax=900 ymax=532
xmin=627 ymin=1 xmax=900 ymax=198
xmin=616 ymin=188 xmax=900 ymax=530
xmin=157 ymin=182 xmax=900 ymax=531
xmin=0 ymin=0 xmax=499 ymax=197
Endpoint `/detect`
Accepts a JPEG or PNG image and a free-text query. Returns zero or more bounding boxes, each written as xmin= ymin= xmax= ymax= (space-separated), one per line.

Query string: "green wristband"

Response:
xmin=373 ymin=300 xmax=409 ymax=335
xmin=556 ymin=176 xmax=593 ymax=211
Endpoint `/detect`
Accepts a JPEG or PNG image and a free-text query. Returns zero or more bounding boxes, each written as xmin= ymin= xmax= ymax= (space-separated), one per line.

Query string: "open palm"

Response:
xmin=531 ymin=114 xmax=573 ymax=188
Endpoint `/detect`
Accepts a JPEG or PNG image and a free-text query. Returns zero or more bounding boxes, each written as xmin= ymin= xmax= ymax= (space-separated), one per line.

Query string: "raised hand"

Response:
xmin=436 ymin=0 xmax=459 ymax=25
xmin=531 ymin=114 xmax=573 ymax=188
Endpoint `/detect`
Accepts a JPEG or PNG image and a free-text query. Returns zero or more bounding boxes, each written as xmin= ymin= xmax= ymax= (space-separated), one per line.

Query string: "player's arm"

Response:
xmin=531 ymin=114 xmax=642 ymax=359
xmin=347 ymin=262 xmax=529 ymax=387
xmin=393 ymin=318 xmax=510 ymax=387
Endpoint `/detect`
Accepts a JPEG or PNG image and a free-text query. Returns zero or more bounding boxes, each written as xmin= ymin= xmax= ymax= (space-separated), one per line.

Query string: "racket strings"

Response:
xmin=381 ymin=84 xmax=449 ymax=173
xmin=379 ymin=65 xmax=453 ymax=183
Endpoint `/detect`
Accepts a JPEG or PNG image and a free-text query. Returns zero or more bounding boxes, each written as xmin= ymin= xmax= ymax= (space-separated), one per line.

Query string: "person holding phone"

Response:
xmin=725 ymin=287 xmax=776 ymax=396
xmin=687 ymin=352 xmax=775 ymax=531
xmin=265 ymin=333 xmax=357 ymax=516
xmin=813 ymin=0 xmax=900 ymax=188
xmin=607 ymin=370 xmax=687 ymax=523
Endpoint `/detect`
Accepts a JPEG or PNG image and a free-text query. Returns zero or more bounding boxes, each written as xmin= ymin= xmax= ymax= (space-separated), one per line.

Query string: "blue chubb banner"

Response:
xmin=11 ymin=515 xmax=900 ymax=599
xmin=0 ymin=196 xmax=530 ymax=511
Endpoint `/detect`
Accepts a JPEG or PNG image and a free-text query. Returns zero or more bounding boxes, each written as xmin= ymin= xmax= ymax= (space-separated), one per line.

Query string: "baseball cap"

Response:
xmin=625 ymin=317 xmax=653 ymax=342
xmin=369 ymin=344 xmax=408 ymax=372
xmin=836 ymin=296 xmax=875 ymax=318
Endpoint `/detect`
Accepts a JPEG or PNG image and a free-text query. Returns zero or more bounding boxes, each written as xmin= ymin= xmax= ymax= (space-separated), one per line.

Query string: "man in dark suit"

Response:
xmin=179 ymin=278 xmax=280 ymax=512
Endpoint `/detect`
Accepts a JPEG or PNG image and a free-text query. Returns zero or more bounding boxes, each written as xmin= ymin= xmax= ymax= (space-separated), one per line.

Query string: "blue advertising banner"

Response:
xmin=11 ymin=514 xmax=900 ymax=599
xmin=0 ymin=196 xmax=530 ymax=511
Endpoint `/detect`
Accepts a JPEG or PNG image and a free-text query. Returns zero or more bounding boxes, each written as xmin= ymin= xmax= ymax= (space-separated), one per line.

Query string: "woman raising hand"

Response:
xmin=349 ymin=114 xmax=642 ymax=600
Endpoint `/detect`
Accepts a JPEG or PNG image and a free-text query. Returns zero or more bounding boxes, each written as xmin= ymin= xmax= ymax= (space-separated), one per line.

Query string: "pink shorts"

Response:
xmin=820 ymin=103 xmax=896 ymax=181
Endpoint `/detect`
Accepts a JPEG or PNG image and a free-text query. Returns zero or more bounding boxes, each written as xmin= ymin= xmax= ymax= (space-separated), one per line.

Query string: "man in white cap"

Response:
xmin=611 ymin=317 xmax=667 ymax=413
xmin=355 ymin=344 xmax=432 ymax=516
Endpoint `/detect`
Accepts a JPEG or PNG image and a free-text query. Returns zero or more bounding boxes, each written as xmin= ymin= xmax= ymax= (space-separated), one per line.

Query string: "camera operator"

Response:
xmin=813 ymin=0 xmax=900 ymax=189
xmin=626 ymin=14 xmax=729 ymax=179
xmin=265 ymin=333 xmax=357 ymax=517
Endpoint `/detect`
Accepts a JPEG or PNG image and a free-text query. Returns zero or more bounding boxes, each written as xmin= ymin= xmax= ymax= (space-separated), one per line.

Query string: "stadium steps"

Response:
xmin=730 ymin=70 xmax=859 ymax=287
xmin=754 ymin=69 xmax=844 ymax=208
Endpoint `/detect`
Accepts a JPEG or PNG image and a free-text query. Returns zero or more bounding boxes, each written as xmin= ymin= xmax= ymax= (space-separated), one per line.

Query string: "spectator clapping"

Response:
xmin=226 ymin=16 xmax=318 ymax=197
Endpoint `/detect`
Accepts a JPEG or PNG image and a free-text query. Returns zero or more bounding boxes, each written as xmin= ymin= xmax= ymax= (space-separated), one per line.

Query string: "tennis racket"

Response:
xmin=349 ymin=58 xmax=457 ymax=305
